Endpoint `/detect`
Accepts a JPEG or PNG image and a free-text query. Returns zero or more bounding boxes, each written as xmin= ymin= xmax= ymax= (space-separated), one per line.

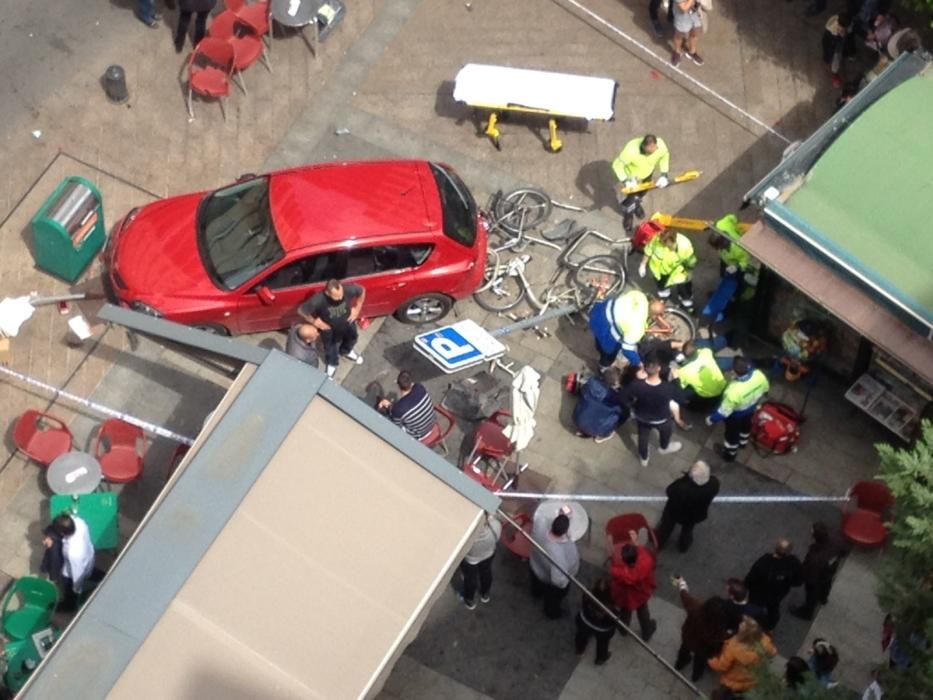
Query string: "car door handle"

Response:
xmin=389 ymin=281 xmax=408 ymax=290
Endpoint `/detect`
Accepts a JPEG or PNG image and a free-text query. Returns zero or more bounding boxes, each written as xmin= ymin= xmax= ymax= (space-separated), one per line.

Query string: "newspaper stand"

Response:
xmin=30 ymin=177 xmax=105 ymax=282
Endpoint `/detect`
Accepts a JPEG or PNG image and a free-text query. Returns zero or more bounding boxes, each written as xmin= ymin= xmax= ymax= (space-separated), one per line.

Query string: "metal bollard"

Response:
xmin=103 ymin=65 xmax=129 ymax=104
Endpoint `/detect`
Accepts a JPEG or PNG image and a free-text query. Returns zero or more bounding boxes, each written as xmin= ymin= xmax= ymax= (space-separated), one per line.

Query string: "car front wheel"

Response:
xmin=394 ymin=293 xmax=453 ymax=325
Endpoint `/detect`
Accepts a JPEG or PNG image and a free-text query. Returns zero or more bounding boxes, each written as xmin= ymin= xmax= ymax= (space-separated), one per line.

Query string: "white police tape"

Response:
xmin=497 ymin=492 xmax=850 ymax=503
xmin=555 ymin=0 xmax=792 ymax=145
xmin=0 ymin=364 xmax=195 ymax=446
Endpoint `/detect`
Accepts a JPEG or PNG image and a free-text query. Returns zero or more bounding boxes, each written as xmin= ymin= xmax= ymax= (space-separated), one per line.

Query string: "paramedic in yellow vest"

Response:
xmin=705 ymin=357 xmax=769 ymax=462
xmin=611 ymin=134 xmax=671 ymax=234
xmin=675 ymin=340 xmax=726 ymax=411
xmin=589 ymin=289 xmax=666 ymax=370
xmin=639 ymin=228 xmax=698 ymax=310
xmin=700 ymin=214 xmax=750 ymax=333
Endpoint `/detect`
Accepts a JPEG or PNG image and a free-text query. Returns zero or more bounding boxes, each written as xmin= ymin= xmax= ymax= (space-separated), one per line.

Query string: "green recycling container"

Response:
xmin=30 ymin=176 xmax=105 ymax=283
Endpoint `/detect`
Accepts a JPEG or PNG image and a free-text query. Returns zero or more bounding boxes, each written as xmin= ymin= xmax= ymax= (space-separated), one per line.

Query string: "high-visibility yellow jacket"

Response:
xmin=610 ymin=289 xmax=650 ymax=346
xmin=612 ymin=137 xmax=670 ymax=182
xmin=712 ymin=369 xmax=770 ymax=421
xmin=714 ymin=214 xmax=750 ymax=272
xmin=644 ymin=232 xmax=696 ymax=287
xmin=678 ymin=348 xmax=727 ymax=398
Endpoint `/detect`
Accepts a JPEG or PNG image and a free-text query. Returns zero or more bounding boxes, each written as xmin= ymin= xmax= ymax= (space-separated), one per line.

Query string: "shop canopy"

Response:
xmin=21 ymin=327 xmax=498 ymax=699
xmin=745 ymin=53 xmax=933 ymax=384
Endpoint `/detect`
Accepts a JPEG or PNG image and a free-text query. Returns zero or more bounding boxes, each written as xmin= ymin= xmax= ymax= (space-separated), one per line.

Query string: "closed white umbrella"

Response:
xmin=502 ymin=365 xmax=541 ymax=451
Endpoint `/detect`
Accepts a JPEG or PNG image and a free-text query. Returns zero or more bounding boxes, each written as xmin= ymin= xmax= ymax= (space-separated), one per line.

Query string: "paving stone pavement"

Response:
xmin=0 ymin=0 xmax=896 ymax=697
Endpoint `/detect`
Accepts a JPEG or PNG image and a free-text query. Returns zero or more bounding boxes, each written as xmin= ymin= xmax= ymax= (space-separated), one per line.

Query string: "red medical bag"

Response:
xmin=751 ymin=401 xmax=803 ymax=455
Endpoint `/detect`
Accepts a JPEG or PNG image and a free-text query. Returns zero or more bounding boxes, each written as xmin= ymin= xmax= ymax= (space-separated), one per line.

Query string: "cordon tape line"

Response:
xmin=0 ymin=364 xmax=196 ymax=446
xmin=555 ymin=0 xmax=792 ymax=145
xmin=496 ymin=492 xmax=851 ymax=503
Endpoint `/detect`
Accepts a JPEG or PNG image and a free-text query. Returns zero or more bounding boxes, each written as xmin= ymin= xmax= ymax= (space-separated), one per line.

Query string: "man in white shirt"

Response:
xmin=43 ymin=513 xmax=95 ymax=611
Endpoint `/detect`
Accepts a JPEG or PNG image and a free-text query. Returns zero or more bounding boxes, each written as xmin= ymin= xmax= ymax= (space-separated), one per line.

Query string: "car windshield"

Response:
xmin=429 ymin=163 xmax=477 ymax=247
xmin=197 ymin=177 xmax=285 ymax=290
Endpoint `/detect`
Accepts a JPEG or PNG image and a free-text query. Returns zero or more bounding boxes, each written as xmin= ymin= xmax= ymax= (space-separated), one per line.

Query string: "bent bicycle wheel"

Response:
xmin=494 ymin=187 xmax=552 ymax=236
xmin=570 ymin=255 xmax=625 ymax=308
xmin=473 ymin=267 xmax=526 ymax=312
xmin=648 ymin=308 xmax=696 ymax=343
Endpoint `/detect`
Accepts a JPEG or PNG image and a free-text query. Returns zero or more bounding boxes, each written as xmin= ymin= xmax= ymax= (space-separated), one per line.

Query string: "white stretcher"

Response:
xmin=452 ymin=63 xmax=618 ymax=152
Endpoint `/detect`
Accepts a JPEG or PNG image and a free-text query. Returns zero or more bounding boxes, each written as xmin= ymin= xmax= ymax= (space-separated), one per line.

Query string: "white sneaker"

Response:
xmin=343 ymin=350 xmax=364 ymax=365
xmin=326 ymin=364 xmax=337 ymax=378
xmin=639 ymin=447 xmax=650 ymax=468
xmin=659 ymin=441 xmax=683 ymax=455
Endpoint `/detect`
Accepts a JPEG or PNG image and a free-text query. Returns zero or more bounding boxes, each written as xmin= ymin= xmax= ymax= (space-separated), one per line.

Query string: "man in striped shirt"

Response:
xmin=378 ymin=371 xmax=437 ymax=442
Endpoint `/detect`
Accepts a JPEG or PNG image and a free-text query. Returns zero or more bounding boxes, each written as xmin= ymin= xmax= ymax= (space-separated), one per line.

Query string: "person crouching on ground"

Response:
xmin=572 ymin=366 xmax=632 ymax=444
xmin=285 ymin=323 xmax=320 ymax=367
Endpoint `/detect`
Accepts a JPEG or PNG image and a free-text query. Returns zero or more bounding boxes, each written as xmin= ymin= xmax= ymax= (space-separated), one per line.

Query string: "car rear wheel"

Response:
xmin=192 ymin=323 xmax=230 ymax=336
xmin=395 ymin=294 xmax=453 ymax=325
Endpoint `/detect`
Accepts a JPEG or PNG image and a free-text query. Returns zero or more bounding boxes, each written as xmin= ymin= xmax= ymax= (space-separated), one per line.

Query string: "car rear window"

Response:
xmin=429 ymin=163 xmax=477 ymax=247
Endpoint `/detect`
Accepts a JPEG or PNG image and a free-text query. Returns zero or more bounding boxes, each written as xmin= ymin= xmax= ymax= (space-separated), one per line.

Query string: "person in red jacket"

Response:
xmin=609 ymin=529 xmax=658 ymax=641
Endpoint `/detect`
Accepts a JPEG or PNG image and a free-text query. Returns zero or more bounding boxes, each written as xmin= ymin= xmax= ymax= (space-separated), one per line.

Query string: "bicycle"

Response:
xmin=644 ymin=307 xmax=696 ymax=343
xmin=485 ymin=186 xmax=585 ymax=253
xmin=473 ymin=241 xmax=625 ymax=316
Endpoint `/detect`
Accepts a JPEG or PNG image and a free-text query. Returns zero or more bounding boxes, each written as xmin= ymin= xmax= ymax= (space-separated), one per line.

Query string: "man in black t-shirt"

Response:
xmin=620 ymin=356 xmax=688 ymax=467
xmin=298 ymin=279 xmax=366 ymax=378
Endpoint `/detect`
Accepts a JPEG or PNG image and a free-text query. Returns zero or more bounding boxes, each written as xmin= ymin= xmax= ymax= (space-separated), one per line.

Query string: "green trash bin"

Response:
xmin=30 ymin=176 xmax=105 ymax=283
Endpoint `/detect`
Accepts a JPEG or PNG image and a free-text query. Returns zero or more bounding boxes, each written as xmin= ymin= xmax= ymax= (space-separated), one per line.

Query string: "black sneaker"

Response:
xmin=688 ymin=52 xmax=704 ymax=66
xmin=651 ymin=19 xmax=663 ymax=38
xmin=623 ymin=213 xmax=634 ymax=233
xmin=642 ymin=620 xmax=658 ymax=643
xmin=634 ymin=202 xmax=646 ymax=219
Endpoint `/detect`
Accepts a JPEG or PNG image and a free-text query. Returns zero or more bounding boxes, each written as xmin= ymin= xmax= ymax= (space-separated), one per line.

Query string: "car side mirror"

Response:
xmin=256 ymin=285 xmax=276 ymax=305
xmin=236 ymin=173 xmax=258 ymax=183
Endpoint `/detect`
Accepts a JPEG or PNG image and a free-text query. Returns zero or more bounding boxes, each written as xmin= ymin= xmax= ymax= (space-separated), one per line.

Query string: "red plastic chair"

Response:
xmin=464 ymin=410 xmax=515 ymax=487
xmin=605 ymin=513 xmax=658 ymax=565
xmin=225 ymin=0 xmax=271 ymax=46
xmin=12 ymin=410 xmax=73 ymax=466
xmin=421 ymin=405 xmax=455 ymax=455
xmin=842 ymin=481 xmax=894 ymax=547
xmin=209 ymin=10 xmax=271 ymax=93
xmin=95 ymin=419 xmax=145 ymax=484
xmin=500 ymin=511 xmax=534 ymax=560
xmin=187 ymin=38 xmax=236 ymax=121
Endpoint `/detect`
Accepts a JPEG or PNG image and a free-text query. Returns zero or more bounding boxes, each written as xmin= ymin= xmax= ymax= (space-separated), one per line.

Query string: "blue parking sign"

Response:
xmin=414 ymin=320 xmax=506 ymax=373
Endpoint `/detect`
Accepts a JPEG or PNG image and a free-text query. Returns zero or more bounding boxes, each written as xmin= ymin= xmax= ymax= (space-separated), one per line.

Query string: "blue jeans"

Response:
xmin=138 ymin=0 xmax=156 ymax=22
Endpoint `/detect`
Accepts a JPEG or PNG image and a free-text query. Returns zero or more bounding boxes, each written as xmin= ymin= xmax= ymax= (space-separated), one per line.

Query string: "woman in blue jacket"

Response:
xmin=573 ymin=366 xmax=632 ymax=443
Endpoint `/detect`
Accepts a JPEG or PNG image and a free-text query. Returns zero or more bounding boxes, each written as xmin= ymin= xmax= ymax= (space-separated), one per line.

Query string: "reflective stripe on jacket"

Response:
xmin=611 ymin=289 xmax=650 ymax=346
xmin=644 ymin=232 xmax=696 ymax=287
xmin=678 ymin=348 xmax=726 ymax=398
xmin=612 ymin=137 xmax=670 ymax=182
xmin=715 ymin=370 xmax=770 ymax=419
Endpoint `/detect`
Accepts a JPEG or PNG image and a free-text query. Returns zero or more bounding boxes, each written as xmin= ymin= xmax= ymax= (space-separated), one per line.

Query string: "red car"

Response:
xmin=104 ymin=160 xmax=488 ymax=334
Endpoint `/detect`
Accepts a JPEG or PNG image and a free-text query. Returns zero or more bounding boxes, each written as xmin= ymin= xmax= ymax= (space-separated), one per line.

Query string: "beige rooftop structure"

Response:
xmin=21 ymin=336 xmax=498 ymax=699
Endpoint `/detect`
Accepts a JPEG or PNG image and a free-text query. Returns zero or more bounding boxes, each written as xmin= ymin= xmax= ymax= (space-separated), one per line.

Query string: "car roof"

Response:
xmin=269 ymin=160 xmax=440 ymax=252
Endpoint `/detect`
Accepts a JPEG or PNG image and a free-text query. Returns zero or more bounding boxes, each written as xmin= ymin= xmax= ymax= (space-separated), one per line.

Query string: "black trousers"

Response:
xmin=460 ymin=556 xmax=493 ymax=604
xmin=575 ymin=612 xmax=615 ymax=663
xmin=637 ymin=419 xmax=673 ymax=461
xmin=176 ymin=10 xmax=210 ymax=48
xmin=619 ymin=603 xmax=653 ymax=637
xmin=649 ymin=0 xmax=675 ymax=22
xmin=320 ymin=324 xmax=358 ymax=366
xmin=656 ymin=508 xmax=696 ymax=552
xmin=722 ymin=413 xmax=752 ymax=461
xmin=530 ymin=569 xmax=569 ymax=619
xmin=595 ymin=338 xmax=621 ymax=370
xmin=675 ymin=643 xmax=711 ymax=682
xmin=656 ymin=278 xmax=693 ymax=303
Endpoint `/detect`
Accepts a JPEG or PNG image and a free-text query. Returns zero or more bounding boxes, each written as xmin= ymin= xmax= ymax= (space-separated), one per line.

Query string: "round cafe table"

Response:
xmin=533 ymin=500 xmax=589 ymax=542
xmin=46 ymin=451 xmax=103 ymax=496
xmin=269 ymin=0 xmax=323 ymax=28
